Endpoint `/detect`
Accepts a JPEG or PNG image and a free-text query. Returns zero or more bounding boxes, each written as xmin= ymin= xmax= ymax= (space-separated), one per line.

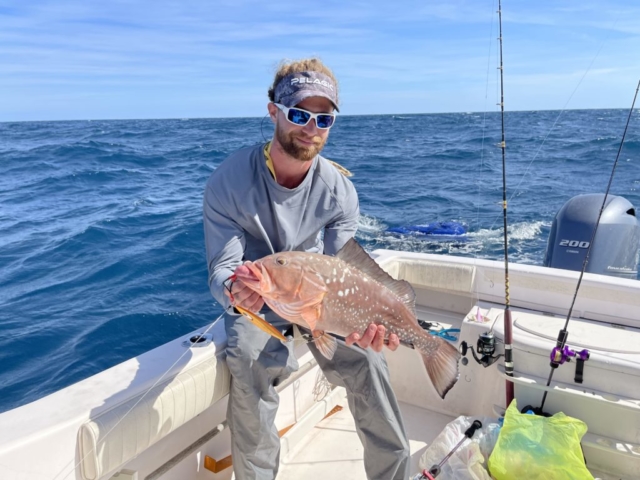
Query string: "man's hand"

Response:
xmin=345 ymin=324 xmax=400 ymax=353
xmin=225 ymin=277 xmax=264 ymax=313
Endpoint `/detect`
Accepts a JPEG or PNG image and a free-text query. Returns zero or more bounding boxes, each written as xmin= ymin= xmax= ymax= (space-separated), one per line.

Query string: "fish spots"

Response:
xmin=339 ymin=269 xmax=348 ymax=283
xmin=242 ymin=249 xmax=431 ymax=364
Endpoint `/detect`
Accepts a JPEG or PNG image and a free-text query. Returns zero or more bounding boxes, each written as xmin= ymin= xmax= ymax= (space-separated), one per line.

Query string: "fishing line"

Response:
xmin=260 ymin=113 xmax=273 ymax=142
xmin=487 ymin=15 xmax=621 ymax=233
xmin=473 ymin=0 xmax=509 ymax=311
xmin=506 ymin=16 xmax=621 ymax=207
xmin=473 ymin=0 xmax=497 ymax=310
xmin=539 ymin=79 xmax=640 ymax=412
xmin=52 ymin=310 xmax=228 ymax=480
xmin=462 ymin=0 xmax=497 ymax=360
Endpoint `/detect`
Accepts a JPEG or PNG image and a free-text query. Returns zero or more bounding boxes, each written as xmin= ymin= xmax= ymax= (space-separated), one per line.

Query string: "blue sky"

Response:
xmin=1 ymin=0 xmax=639 ymax=121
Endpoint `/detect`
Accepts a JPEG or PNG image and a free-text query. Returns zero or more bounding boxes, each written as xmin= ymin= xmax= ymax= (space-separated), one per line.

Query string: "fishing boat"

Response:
xmin=1 ymin=236 xmax=639 ymax=480
xmin=2 ymin=4 xmax=639 ymax=480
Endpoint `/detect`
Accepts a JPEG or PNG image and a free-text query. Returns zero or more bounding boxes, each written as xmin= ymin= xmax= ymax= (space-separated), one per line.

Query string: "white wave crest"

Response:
xmin=508 ymin=220 xmax=548 ymax=240
xmin=468 ymin=220 xmax=548 ymax=241
xmin=357 ymin=214 xmax=386 ymax=233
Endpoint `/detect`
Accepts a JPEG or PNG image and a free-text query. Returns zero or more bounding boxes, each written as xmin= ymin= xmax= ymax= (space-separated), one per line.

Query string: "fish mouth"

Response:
xmin=234 ymin=261 xmax=266 ymax=291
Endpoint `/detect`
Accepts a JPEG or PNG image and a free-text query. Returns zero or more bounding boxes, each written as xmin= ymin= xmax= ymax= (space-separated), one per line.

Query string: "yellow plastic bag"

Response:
xmin=488 ymin=400 xmax=593 ymax=480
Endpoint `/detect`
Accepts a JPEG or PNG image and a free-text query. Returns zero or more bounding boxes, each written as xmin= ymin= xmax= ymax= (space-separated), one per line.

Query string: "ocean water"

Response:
xmin=1 ymin=109 xmax=639 ymax=413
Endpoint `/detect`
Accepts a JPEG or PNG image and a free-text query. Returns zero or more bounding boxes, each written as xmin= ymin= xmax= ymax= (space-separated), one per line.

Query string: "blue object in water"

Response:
xmin=387 ymin=221 xmax=467 ymax=236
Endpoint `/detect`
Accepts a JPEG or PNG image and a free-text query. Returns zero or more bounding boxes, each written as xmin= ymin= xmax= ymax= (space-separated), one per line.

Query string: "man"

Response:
xmin=203 ymin=58 xmax=410 ymax=480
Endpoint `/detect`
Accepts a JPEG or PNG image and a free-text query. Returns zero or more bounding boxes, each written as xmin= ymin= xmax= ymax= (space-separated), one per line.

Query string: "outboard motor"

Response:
xmin=544 ymin=194 xmax=640 ymax=279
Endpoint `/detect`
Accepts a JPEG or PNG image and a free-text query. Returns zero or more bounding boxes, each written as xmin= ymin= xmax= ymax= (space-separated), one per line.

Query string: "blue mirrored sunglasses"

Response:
xmin=274 ymin=103 xmax=336 ymax=129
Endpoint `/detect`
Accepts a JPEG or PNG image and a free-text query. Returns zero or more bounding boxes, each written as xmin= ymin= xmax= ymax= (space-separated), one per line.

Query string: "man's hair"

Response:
xmin=268 ymin=58 xmax=339 ymax=106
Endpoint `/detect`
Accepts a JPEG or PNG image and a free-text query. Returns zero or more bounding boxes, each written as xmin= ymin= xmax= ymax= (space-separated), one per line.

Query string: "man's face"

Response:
xmin=272 ymin=97 xmax=333 ymax=162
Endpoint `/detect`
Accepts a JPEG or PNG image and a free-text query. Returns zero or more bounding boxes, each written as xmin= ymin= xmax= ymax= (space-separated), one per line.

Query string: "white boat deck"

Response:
xmin=279 ymin=400 xmax=454 ymax=479
xmin=279 ymin=397 xmax=621 ymax=480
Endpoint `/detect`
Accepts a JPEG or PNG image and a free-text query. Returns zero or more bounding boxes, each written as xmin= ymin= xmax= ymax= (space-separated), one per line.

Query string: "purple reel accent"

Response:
xmin=550 ymin=345 xmax=590 ymax=364
xmin=574 ymin=348 xmax=590 ymax=361
xmin=550 ymin=346 xmax=568 ymax=365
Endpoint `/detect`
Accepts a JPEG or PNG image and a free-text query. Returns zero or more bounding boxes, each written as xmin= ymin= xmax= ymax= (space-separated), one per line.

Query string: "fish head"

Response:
xmin=234 ymin=253 xmax=327 ymax=306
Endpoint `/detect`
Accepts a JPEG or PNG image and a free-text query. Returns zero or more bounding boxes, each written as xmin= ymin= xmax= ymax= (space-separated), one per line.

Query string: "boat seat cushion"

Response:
xmin=78 ymin=352 xmax=230 ymax=480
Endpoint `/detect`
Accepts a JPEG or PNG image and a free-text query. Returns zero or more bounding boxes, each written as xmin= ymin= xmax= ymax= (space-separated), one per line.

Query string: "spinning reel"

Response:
xmin=458 ymin=331 xmax=504 ymax=368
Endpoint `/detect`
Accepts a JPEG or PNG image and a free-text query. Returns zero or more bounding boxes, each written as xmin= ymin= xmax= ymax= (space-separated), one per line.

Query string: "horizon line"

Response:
xmin=0 ymin=106 xmax=632 ymax=124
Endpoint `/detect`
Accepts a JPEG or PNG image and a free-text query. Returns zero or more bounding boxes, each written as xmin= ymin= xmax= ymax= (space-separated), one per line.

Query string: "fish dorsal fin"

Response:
xmin=336 ymin=238 xmax=416 ymax=316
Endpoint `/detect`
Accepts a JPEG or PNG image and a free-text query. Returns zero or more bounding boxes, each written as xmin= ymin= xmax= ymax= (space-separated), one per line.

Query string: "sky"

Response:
xmin=1 ymin=0 xmax=639 ymax=121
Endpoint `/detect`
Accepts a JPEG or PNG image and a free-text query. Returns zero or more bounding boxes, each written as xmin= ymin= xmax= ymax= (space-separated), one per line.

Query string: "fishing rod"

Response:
xmin=539 ymin=80 xmax=640 ymax=412
xmin=456 ymin=0 xmax=514 ymax=407
xmin=497 ymin=0 xmax=515 ymax=408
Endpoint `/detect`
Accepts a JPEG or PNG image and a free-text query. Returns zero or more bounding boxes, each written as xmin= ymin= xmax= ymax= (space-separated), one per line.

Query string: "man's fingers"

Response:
xmin=356 ymin=324 xmax=377 ymax=349
xmin=371 ymin=325 xmax=386 ymax=352
xmin=386 ymin=333 xmax=400 ymax=352
xmin=246 ymin=294 xmax=264 ymax=313
xmin=346 ymin=324 xmax=401 ymax=352
xmin=230 ymin=280 xmax=264 ymax=312
xmin=238 ymin=292 xmax=262 ymax=312
xmin=231 ymin=278 xmax=247 ymax=296
xmin=345 ymin=332 xmax=360 ymax=347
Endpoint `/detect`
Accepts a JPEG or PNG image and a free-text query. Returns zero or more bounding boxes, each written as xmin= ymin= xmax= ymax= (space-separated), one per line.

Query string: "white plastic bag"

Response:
xmin=415 ymin=415 xmax=500 ymax=480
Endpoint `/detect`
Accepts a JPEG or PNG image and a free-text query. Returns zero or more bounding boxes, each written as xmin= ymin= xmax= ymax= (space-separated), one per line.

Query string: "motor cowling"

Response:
xmin=543 ymin=194 xmax=640 ymax=279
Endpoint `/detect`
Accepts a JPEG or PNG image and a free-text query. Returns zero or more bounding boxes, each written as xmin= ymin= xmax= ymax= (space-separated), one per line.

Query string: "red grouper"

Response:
xmin=233 ymin=238 xmax=461 ymax=399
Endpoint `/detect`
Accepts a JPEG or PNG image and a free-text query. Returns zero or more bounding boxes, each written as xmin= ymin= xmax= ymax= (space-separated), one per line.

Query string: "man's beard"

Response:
xmin=275 ymin=124 xmax=326 ymax=162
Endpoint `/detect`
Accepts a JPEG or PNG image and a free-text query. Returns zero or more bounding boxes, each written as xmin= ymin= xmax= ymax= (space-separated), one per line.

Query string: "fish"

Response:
xmin=233 ymin=238 xmax=460 ymax=399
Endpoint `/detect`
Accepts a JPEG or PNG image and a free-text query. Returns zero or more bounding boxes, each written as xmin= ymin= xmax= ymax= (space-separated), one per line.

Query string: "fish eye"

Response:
xmin=276 ymin=257 xmax=287 ymax=266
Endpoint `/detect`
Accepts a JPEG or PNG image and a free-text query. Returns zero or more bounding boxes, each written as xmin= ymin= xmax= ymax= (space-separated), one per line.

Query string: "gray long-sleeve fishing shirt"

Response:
xmin=203 ymin=143 xmax=359 ymax=310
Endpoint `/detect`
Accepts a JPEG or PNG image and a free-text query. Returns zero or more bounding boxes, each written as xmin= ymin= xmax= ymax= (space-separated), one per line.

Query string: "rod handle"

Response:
xmin=464 ymin=420 xmax=483 ymax=439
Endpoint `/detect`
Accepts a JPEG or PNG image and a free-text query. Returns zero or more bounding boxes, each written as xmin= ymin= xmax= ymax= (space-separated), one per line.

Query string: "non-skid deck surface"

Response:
xmin=278 ymin=400 xmax=620 ymax=480
xmin=278 ymin=401 xmax=454 ymax=479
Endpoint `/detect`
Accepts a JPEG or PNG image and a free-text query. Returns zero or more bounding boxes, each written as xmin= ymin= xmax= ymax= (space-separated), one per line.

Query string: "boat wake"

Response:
xmin=357 ymin=214 xmax=549 ymax=264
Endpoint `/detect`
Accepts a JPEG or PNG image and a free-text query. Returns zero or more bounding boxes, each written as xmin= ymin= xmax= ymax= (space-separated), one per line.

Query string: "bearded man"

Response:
xmin=203 ymin=58 xmax=410 ymax=480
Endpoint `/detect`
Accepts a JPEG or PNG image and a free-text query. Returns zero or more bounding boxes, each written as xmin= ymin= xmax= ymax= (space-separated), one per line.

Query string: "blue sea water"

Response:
xmin=1 ymin=109 xmax=639 ymax=414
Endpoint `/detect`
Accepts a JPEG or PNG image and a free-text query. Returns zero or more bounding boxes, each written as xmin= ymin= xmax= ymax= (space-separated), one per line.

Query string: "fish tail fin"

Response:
xmin=419 ymin=341 xmax=460 ymax=399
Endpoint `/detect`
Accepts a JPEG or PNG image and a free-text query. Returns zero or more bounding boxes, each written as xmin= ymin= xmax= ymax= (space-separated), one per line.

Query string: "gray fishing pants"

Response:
xmin=224 ymin=311 xmax=410 ymax=480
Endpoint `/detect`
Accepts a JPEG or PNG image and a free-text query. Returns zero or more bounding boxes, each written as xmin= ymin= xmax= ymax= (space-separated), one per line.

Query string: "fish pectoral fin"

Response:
xmin=300 ymin=303 xmax=322 ymax=331
xmin=312 ymin=330 xmax=337 ymax=360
